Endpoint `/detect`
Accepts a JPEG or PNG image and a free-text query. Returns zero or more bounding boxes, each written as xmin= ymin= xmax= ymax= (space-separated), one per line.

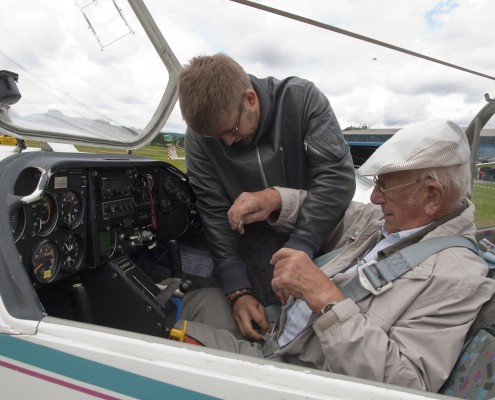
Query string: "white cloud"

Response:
xmin=2 ymin=0 xmax=494 ymax=136
xmin=156 ymin=0 xmax=495 ymax=130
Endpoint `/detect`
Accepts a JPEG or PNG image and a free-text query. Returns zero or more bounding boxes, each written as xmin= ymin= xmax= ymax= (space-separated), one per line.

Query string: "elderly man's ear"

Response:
xmin=424 ymin=181 xmax=445 ymax=217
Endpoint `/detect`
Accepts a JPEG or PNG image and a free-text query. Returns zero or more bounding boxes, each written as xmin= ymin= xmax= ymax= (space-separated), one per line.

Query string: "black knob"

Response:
xmin=179 ymin=280 xmax=192 ymax=293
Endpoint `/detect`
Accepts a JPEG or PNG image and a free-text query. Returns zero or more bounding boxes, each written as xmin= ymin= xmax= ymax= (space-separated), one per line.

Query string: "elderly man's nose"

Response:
xmin=370 ymin=185 xmax=386 ymax=204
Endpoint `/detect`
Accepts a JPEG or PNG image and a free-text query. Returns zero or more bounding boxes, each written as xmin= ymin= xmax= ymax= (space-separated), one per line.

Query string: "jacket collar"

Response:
xmin=240 ymin=75 xmax=274 ymax=149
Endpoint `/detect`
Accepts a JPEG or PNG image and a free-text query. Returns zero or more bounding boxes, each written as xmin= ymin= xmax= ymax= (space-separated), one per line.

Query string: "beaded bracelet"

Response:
xmin=226 ymin=288 xmax=252 ymax=305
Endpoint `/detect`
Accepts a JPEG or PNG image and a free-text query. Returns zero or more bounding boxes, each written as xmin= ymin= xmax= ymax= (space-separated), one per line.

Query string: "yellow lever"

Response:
xmin=169 ymin=320 xmax=187 ymax=342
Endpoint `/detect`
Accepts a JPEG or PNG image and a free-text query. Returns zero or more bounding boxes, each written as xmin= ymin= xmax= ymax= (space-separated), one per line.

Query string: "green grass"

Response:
xmin=472 ymin=182 xmax=495 ymax=228
xmin=24 ymin=141 xmax=187 ymax=173
xmin=23 ymin=141 xmax=495 ymax=228
xmin=74 ymin=144 xmax=187 ymax=173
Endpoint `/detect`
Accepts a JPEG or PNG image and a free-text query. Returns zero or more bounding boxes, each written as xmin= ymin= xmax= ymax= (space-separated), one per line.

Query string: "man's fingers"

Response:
xmin=232 ymin=296 xmax=269 ymax=340
xmin=273 ymin=287 xmax=289 ymax=305
xmin=270 ymin=247 xmax=295 ymax=265
xmin=227 ymin=211 xmax=238 ymax=230
xmin=251 ymin=311 xmax=270 ymax=333
xmin=244 ymin=323 xmax=263 ymax=341
xmin=237 ymin=218 xmax=245 ymax=234
xmin=236 ymin=315 xmax=263 ymax=340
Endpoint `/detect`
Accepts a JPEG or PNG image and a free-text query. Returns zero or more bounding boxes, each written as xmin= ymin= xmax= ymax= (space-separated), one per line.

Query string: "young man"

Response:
xmin=178 ymin=53 xmax=355 ymax=339
xmin=177 ymin=120 xmax=495 ymax=392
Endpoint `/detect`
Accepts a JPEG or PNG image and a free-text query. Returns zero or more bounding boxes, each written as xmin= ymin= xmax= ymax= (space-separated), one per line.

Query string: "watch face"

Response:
xmin=320 ymin=303 xmax=335 ymax=315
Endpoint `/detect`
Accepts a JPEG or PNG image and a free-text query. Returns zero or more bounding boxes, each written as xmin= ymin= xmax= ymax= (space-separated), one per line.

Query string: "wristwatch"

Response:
xmin=319 ymin=302 xmax=337 ymax=317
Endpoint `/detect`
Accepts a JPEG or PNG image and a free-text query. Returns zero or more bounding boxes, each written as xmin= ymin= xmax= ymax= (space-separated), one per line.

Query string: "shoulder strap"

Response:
xmin=338 ymin=236 xmax=479 ymax=302
xmin=312 ymin=246 xmax=346 ymax=266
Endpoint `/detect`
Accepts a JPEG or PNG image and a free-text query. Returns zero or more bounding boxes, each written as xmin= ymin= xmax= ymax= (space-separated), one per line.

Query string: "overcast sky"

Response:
xmin=156 ymin=0 xmax=495 ymax=132
xmin=2 ymin=0 xmax=495 ymax=136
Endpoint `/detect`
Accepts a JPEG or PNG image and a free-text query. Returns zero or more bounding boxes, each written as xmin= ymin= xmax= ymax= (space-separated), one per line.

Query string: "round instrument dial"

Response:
xmin=31 ymin=194 xmax=57 ymax=235
xmin=61 ymin=190 xmax=83 ymax=229
xmin=175 ymin=187 xmax=190 ymax=205
xmin=163 ymin=176 xmax=178 ymax=194
xmin=10 ymin=208 xmax=25 ymax=242
xmin=31 ymin=241 xmax=60 ymax=284
xmin=62 ymin=233 xmax=84 ymax=273
xmin=160 ymin=195 xmax=173 ymax=213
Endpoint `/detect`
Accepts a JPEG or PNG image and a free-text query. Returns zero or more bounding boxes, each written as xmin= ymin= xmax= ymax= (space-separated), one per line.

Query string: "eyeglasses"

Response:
xmin=230 ymin=94 xmax=244 ymax=136
xmin=373 ymin=177 xmax=423 ymax=198
xmin=205 ymin=94 xmax=244 ymax=139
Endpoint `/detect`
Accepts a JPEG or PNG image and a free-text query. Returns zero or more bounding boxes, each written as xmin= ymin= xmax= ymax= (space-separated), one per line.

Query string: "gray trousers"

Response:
xmin=177 ymin=287 xmax=265 ymax=358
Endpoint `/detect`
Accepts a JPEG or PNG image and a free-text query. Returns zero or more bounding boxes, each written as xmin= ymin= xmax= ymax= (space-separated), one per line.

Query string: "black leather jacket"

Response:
xmin=185 ymin=75 xmax=355 ymax=293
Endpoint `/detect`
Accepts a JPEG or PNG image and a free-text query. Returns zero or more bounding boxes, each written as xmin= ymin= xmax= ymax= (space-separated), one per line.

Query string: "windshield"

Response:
xmin=3 ymin=0 xmax=495 ymax=144
xmin=0 ymin=0 xmax=179 ymax=148
xmin=1 ymin=0 xmax=493 ymax=229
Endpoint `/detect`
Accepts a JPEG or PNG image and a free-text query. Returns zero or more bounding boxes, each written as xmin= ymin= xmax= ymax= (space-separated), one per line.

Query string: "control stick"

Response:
xmin=166 ymin=239 xmax=183 ymax=279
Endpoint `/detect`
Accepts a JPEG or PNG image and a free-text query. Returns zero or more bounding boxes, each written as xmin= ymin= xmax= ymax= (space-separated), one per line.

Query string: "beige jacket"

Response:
xmin=270 ymin=188 xmax=495 ymax=392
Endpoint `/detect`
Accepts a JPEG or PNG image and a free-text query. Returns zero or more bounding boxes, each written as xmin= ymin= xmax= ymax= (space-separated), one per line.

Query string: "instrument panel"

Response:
xmin=10 ymin=157 xmax=197 ymax=287
xmin=12 ymin=169 xmax=88 ymax=285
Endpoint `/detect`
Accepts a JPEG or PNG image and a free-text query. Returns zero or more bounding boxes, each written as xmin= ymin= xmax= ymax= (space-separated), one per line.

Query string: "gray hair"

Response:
xmin=412 ymin=163 xmax=472 ymax=210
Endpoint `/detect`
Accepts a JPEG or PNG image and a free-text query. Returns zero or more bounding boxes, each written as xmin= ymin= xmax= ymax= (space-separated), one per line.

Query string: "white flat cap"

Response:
xmin=358 ymin=120 xmax=470 ymax=176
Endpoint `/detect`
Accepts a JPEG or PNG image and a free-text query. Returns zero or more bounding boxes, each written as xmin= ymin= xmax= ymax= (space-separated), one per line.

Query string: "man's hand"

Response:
xmin=270 ymin=248 xmax=344 ymax=312
xmin=228 ymin=188 xmax=281 ymax=234
xmin=231 ymin=295 xmax=270 ymax=340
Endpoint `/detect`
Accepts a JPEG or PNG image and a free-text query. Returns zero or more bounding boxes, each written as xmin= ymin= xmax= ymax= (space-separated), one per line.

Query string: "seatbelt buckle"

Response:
xmin=261 ymin=335 xmax=280 ymax=357
xmin=357 ymin=260 xmax=393 ymax=296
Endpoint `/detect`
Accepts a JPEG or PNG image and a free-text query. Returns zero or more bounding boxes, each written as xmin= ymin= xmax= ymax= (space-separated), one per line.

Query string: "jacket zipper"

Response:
xmin=256 ymin=146 xmax=269 ymax=187
xmin=304 ymin=140 xmax=326 ymax=158
xmin=280 ymin=146 xmax=287 ymax=187
xmin=255 ymin=146 xmax=288 ymax=188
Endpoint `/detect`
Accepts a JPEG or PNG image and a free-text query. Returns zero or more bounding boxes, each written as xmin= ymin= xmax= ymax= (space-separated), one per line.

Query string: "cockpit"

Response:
xmin=1 ymin=1 xmax=495 ymax=398
xmin=4 ymin=151 xmax=206 ymax=337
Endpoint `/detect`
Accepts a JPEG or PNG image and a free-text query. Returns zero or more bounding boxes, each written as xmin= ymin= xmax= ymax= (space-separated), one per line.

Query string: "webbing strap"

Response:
xmin=337 ymin=236 xmax=479 ymax=302
xmin=312 ymin=246 xmax=346 ymax=266
xmin=263 ymin=236 xmax=479 ymax=356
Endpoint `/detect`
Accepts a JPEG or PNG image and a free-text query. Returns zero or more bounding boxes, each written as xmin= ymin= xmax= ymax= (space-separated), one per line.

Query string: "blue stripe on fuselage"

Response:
xmin=0 ymin=334 xmax=218 ymax=399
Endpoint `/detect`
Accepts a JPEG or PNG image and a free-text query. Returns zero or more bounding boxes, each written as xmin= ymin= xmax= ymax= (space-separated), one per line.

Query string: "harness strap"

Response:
xmin=338 ymin=236 xmax=479 ymax=302
xmin=262 ymin=235 xmax=479 ymax=357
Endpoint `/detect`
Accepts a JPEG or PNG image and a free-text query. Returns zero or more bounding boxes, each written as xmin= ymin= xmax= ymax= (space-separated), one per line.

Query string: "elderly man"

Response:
xmin=175 ymin=120 xmax=495 ymax=392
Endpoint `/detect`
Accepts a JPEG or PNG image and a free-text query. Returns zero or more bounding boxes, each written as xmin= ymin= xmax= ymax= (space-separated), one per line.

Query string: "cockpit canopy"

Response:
xmin=0 ymin=0 xmax=181 ymax=150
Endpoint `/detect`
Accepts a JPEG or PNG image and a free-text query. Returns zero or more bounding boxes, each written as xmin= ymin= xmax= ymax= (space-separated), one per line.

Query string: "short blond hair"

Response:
xmin=178 ymin=53 xmax=251 ymax=135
